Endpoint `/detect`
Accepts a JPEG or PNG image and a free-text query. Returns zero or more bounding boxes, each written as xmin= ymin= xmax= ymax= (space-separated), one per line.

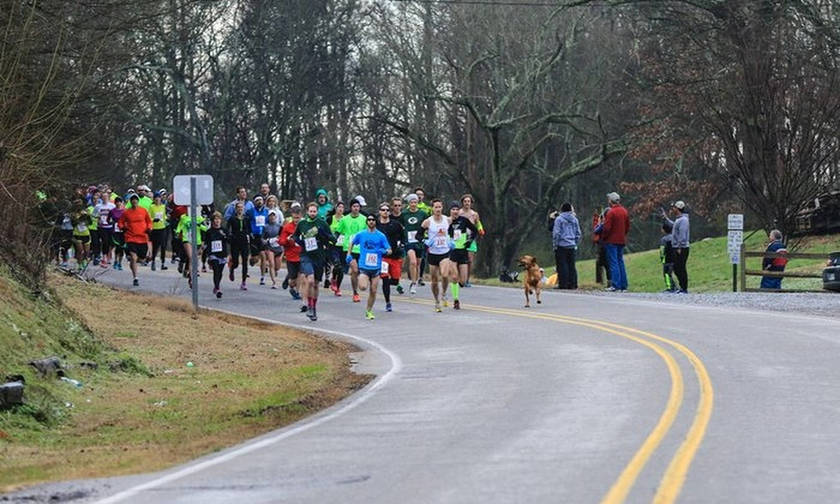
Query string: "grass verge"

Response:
xmin=0 ymin=272 xmax=370 ymax=492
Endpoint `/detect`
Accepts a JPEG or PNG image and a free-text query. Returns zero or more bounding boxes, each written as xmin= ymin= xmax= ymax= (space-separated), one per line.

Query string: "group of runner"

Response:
xmin=53 ymin=184 xmax=485 ymax=321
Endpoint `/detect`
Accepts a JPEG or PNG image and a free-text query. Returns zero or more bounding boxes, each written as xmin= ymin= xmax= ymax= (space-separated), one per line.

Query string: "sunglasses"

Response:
xmin=379 ymin=208 xmax=389 ymax=212
xmin=367 ymin=217 xmax=376 ymax=221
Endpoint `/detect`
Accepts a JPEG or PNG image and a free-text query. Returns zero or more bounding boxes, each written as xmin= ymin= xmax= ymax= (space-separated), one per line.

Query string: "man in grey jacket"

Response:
xmin=663 ymin=200 xmax=690 ymax=293
xmin=552 ymin=202 xmax=582 ymax=289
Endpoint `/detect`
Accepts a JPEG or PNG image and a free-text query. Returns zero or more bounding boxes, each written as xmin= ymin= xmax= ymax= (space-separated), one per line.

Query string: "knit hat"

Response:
xmin=607 ymin=192 xmax=620 ymax=203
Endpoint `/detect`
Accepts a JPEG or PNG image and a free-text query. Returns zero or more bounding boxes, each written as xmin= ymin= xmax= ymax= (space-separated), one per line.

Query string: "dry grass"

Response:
xmin=0 ymin=275 xmax=371 ymax=491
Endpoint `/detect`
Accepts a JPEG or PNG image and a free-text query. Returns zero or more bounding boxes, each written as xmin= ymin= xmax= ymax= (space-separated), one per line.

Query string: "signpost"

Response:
xmin=173 ymin=175 xmax=214 ymax=311
xmin=727 ymin=214 xmax=744 ymax=292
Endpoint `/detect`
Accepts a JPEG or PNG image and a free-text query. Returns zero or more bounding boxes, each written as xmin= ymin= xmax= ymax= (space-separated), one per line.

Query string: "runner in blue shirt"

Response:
xmin=348 ymin=214 xmax=391 ymax=320
xmin=249 ymin=195 xmax=270 ymax=285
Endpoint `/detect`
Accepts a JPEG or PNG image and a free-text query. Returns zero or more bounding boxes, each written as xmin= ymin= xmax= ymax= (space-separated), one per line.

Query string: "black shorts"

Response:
xmin=359 ymin=268 xmax=380 ymax=279
xmin=287 ymin=260 xmax=301 ymax=279
xmin=405 ymin=243 xmax=425 ymax=256
xmin=427 ymin=252 xmax=449 ymax=267
xmin=126 ymin=242 xmax=148 ymax=258
xmin=250 ymin=236 xmax=264 ymax=255
xmin=450 ymin=249 xmax=470 ymax=265
xmin=73 ymin=235 xmax=91 ymax=244
xmin=300 ymin=255 xmax=324 ymax=281
xmin=112 ymin=232 xmax=125 ymax=248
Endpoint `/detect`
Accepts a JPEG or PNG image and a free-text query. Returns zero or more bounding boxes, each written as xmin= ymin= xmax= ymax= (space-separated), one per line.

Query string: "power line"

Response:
xmin=389 ymin=0 xmax=564 ymax=7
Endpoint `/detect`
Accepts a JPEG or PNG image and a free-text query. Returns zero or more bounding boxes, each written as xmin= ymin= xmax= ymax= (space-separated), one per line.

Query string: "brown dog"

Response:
xmin=518 ymin=255 xmax=542 ymax=308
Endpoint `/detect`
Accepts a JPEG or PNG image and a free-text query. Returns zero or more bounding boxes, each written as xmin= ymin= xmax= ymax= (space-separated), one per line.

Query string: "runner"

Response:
xmin=86 ymin=192 xmax=101 ymax=265
xmin=95 ymin=190 xmax=115 ymax=267
xmin=168 ymin=193 xmax=188 ymax=266
xmin=108 ymin=197 xmax=126 ymax=270
xmin=315 ymin=188 xmax=333 ymax=219
xmin=249 ymin=196 xmax=269 ymax=285
xmin=420 ymin=199 xmax=454 ymax=312
xmin=280 ymin=204 xmax=304 ymax=302
xmin=205 ymin=211 xmax=229 ymax=298
xmin=199 ymin=204 xmax=215 ymax=272
xmin=334 ymin=198 xmax=367 ymax=302
xmin=226 ymin=201 xmax=251 ymax=290
xmin=459 ymin=193 xmax=484 ymax=287
xmin=377 ymin=202 xmax=406 ymax=312
xmin=389 ymin=197 xmax=405 ymax=295
xmin=149 ymin=192 xmax=169 ymax=271
xmin=448 ymin=200 xmax=478 ymax=310
xmin=118 ymin=194 xmax=152 ymax=287
xmin=293 ymin=202 xmax=336 ymax=321
xmin=327 ymin=201 xmax=345 ymax=296
xmin=348 ymin=213 xmax=391 ymax=320
xmin=265 ymin=195 xmax=284 ymax=222
xmin=261 ymin=211 xmax=283 ymax=289
xmin=401 ymin=193 xmax=426 ymax=296
xmin=223 ymin=186 xmax=255 ymax=219
xmin=175 ymin=208 xmax=209 ymax=289
xmin=71 ymin=200 xmax=92 ymax=269
xmin=414 ymin=187 xmax=431 ymax=286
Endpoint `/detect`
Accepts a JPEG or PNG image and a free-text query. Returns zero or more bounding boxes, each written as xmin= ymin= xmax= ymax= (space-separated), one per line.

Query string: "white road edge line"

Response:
xmin=92 ymin=311 xmax=402 ymax=504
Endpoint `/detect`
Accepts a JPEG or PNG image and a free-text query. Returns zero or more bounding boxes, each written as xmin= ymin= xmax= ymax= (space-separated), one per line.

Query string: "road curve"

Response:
xmin=8 ymin=268 xmax=840 ymax=504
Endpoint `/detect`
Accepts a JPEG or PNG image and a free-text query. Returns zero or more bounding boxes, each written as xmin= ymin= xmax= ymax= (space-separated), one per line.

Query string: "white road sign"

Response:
xmin=727 ymin=230 xmax=743 ymax=264
xmin=174 ymin=175 xmax=214 ymax=205
xmin=727 ymin=214 xmax=744 ymax=231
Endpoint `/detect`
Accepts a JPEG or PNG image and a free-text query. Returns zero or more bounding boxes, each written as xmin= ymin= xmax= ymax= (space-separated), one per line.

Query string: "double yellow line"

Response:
xmin=401 ymin=297 xmax=713 ymax=504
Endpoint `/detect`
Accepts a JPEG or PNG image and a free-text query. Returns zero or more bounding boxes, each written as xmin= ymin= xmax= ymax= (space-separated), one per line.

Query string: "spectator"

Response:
xmin=601 ymin=192 xmax=630 ymax=291
xmin=663 ymin=200 xmax=690 ymax=293
xmin=552 ymin=202 xmax=581 ymax=289
xmin=659 ymin=221 xmax=677 ymax=292
xmin=592 ymin=207 xmax=610 ymax=285
xmin=760 ymin=229 xmax=788 ymax=290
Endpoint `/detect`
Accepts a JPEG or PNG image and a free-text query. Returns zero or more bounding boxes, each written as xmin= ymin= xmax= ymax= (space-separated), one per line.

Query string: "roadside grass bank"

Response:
xmin=473 ymin=232 xmax=840 ymax=292
xmin=0 ymin=271 xmax=370 ymax=492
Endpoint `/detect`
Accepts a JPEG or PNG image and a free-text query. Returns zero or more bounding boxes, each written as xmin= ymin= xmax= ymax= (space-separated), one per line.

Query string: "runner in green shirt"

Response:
xmin=401 ymin=193 xmax=427 ymax=296
xmin=335 ymin=198 xmax=368 ymax=302
xmin=149 ymin=193 xmax=169 ymax=271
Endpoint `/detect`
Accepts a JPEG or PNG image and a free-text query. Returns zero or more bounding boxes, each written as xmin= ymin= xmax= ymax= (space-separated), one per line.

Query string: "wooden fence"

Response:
xmin=739 ymin=247 xmax=827 ymax=293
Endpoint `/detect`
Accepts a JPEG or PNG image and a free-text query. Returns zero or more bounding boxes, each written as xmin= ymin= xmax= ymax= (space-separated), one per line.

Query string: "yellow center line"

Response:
xmin=400 ymin=297 xmax=686 ymax=503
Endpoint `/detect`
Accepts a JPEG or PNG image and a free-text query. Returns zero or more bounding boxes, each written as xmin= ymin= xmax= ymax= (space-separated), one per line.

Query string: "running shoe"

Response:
xmin=333 ymin=287 xmax=342 ymax=297
xmin=307 ymin=307 xmax=317 ymax=321
xmin=151 ymin=261 xmax=156 ymax=271
xmin=442 ymin=298 xmax=449 ymax=308
xmin=282 ymin=277 xmax=289 ymax=290
xmin=323 ymin=279 xmax=331 ymax=289
xmin=202 ymin=265 xmax=207 ymax=273
xmin=132 ymin=278 xmax=139 ymax=287
xmin=177 ymin=262 xmax=184 ymax=274
xmin=216 ymin=290 xmax=223 ymax=299
xmin=160 ymin=264 xmax=168 ymax=271
xmin=271 ymin=283 xmax=277 ymax=290
xmin=260 ymin=276 xmax=265 ymax=286
xmin=93 ymin=258 xmax=100 ymax=266
xmin=464 ymin=282 xmax=472 ymax=288
xmin=453 ymin=299 xmax=460 ymax=310
xmin=396 ymin=284 xmax=404 ymax=295
xmin=300 ymin=305 xmax=309 ymax=313
xmin=365 ymin=310 xmax=375 ymax=320
xmin=386 ymin=302 xmax=392 ymax=312
xmin=240 ymin=282 xmax=247 ymax=291
xmin=409 ymin=283 xmax=417 ymax=296
xmin=290 ymin=289 xmax=302 ymax=300
xmin=418 ymin=279 xmax=425 ymax=286
xmin=100 ymin=260 xmax=109 ymax=268
xmin=434 ymin=303 xmax=442 ymax=313
xmin=604 ymin=286 xmax=617 ymax=292
xmin=352 ymin=293 xmax=361 ymax=303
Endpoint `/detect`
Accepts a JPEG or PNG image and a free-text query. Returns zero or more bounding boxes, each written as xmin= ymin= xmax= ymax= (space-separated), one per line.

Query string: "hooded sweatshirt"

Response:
xmin=315 ymin=189 xmax=333 ymax=219
xmin=552 ymin=211 xmax=582 ymax=248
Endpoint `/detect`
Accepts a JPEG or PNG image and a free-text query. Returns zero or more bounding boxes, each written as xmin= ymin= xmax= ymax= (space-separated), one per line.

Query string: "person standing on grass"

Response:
xmin=760 ymin=229 xmax=788 ymax=290
xmin=663 ymin=201 xmax=690 ymax=293
xmin=601 ymin=192 xmax=630 ymax=292
xmin=552 ymin=202 xmax=581 ymax=289
xmin=592 ymin=208 xmax=610 ymax=286
xmin=118 ymin=194 xmax=152 ymax=287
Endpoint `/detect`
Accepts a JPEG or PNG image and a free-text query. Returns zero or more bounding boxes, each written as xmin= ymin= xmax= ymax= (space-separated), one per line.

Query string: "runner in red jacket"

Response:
xmin=118 ymin=194 xmax=152 ymax=286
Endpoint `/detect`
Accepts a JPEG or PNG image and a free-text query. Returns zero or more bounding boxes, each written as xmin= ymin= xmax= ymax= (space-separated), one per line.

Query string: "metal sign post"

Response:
xmin=173 ymin=175 xmax=214 ymax=312
xmin=727 ymin=214 xmax=744 ymax=292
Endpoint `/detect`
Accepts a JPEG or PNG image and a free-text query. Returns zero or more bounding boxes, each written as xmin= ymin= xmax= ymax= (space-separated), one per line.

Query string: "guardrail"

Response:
xmin=739 ymin=247 xmax=827 ymax=292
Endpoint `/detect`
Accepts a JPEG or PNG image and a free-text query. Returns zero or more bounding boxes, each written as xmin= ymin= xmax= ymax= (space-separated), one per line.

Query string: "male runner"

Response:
xmin=250 ymin=195 xmax=270 ymax=284
xmin=280 ymin=204 xmax=304 ymax=301
xmin=420 ymin=199 xmax=454 ymax=312
xmin=376 ymin=202 xmax=406 ymax=312
xmin=348 ymin=214 xmax=391 ymax=320
xmin=293 ymin=202 xmax=336 ymax=321
xmin=334 ymin=198 xmax=367 ymax=302
xmin=448 ymin=201 xmax=478 ymax=310
xmin=459 ymin=194 xmax=484 ymax=287
xmin=401 ymin=193 xmax=426 ymax=296
xmin=118 ymin=194 xmax=152 ymax=286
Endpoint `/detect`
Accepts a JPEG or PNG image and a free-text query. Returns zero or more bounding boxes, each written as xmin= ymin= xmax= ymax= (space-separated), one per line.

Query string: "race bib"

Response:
xmin=155 ymin=212 xmax=164 ymax=221
xmin=211 ymin=240 xmax=222 ymax=253
xmin=76 ymin=223 xmax=87 ymax=232
xmin=100 ymin=214 xmax=109 ymax=225
xmin=304 ymin=237 xmax=318 ymax=251
xmin=454 ymin=229 xmax=462 ymax=241
xmin=408 ymin=230 xmax=417 ymax=243
xmin=434 ymin=236 xmax=448 ymax=248
xmin=114 ymin=223 xmax=121 ymax=233
xmin=365 ymin=252 xmax=378 ymax=268
xmin=269 ymin=237 xmax=280 ymax=248
xmin=380 ymin=260 xmax=389 ymax=275
xmin=255 ymin=215 xmax=266 ymax=227
xmin=336 ymin=235 xmax=344 ymax=246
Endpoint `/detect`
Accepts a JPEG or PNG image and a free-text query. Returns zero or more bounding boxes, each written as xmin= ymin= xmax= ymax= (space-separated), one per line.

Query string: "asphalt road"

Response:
xmin=7 ymin=264 xmax=840 ymax=504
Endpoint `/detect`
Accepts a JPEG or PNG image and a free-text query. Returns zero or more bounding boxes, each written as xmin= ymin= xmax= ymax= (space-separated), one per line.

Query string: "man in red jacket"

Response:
xmin=601 ymin=192 xmax=630 ymax=291
xmin=118 ymin=194 xmax=152 ymax=287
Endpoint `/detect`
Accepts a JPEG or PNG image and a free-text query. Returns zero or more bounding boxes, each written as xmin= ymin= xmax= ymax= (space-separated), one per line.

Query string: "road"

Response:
xmin=8 ymin=265 xmax=840 ymax=503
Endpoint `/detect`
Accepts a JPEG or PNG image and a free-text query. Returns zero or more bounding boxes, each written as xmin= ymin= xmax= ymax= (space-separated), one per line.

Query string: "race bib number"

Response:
xmin=211 ymin=240 xmax=223 ymax=253
xmin=269 ymin=237 xmax=280 ymax=248
xmin=454 ymin=229 xmax=462 ymax=241
xmin=380 ymin=260 xmax=389 ymax=275
xmin=304 ymin=237 xmax=318 ymax=251
xmin=114 ymin=223 xmax=121 ymax=233
xmin=100 ymin=214 xmax=109 ymax=225
xmin=365 ymin=252 xmax=378 ymax=268
xmin=155 ymin=212 xmax=164 ymax=221
xmin=408 ymin=230 xmax=417 ymax=243
xmin=76 ymin=223 xmax=87 ymax=232
xmin=255 ymin=215 xmax=266 ymax=227
xmin=336 ymin=235 xmax=344 ymax=246
xmin=434 ymin=236 xmax=448 ymax=248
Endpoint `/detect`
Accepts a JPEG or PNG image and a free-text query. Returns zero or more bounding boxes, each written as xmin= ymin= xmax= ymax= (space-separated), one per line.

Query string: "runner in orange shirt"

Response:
xmin=118 ymin=194 xmax=152 ymax=287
